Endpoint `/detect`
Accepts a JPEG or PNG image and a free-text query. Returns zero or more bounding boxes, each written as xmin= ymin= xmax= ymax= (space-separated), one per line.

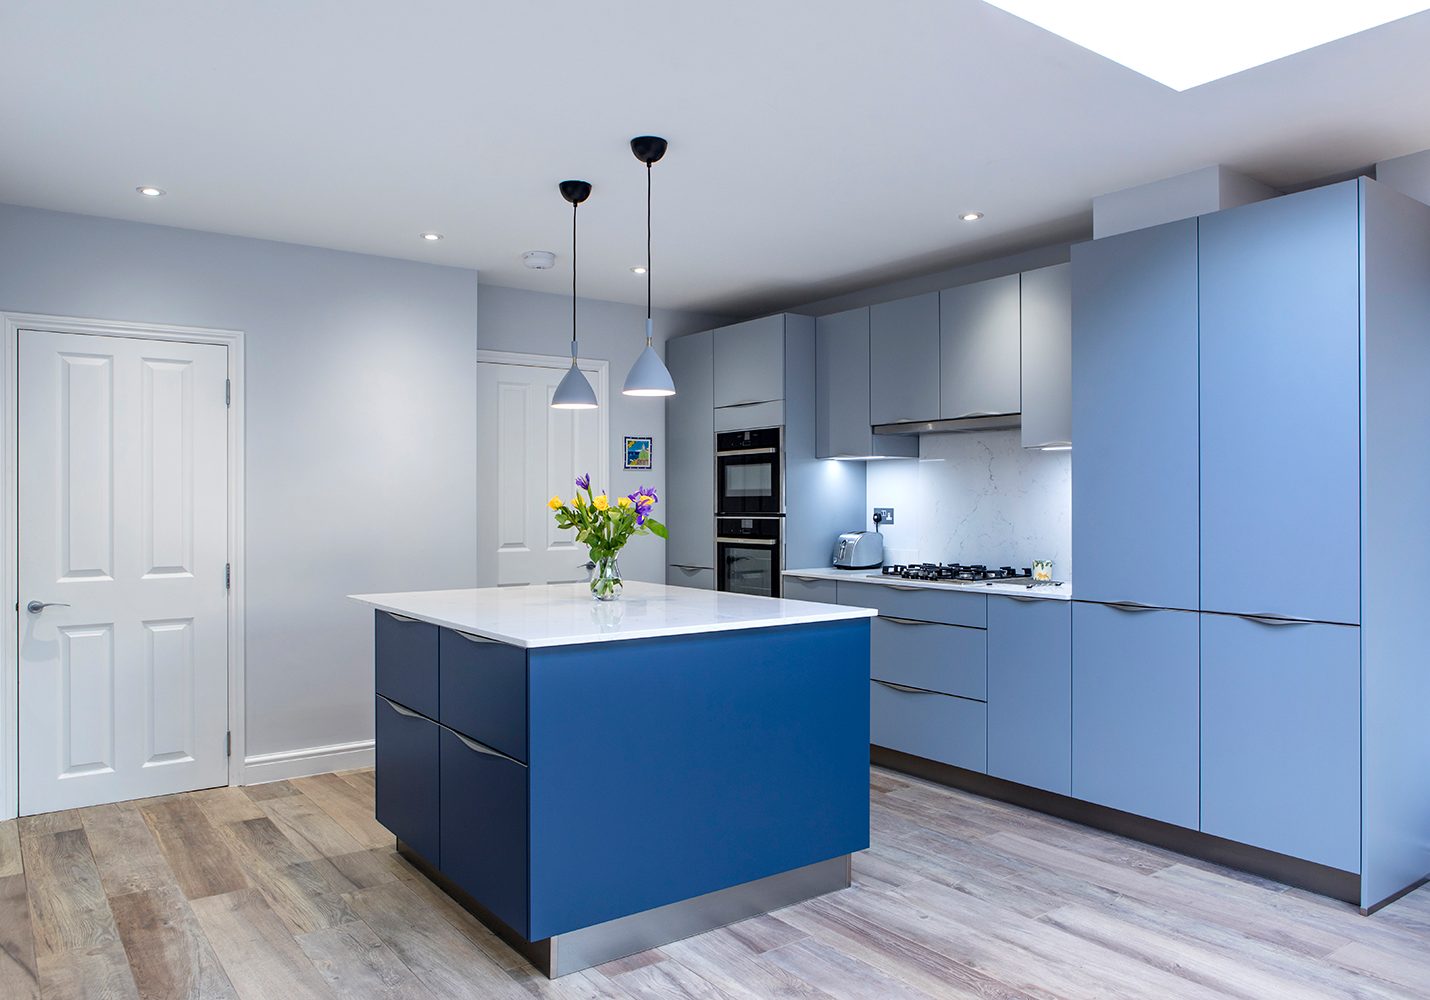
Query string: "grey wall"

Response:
xmin=477 ymin=284 xmax=730 ymax=585
xmin=0 ymin=203 xmax=480 ymax=759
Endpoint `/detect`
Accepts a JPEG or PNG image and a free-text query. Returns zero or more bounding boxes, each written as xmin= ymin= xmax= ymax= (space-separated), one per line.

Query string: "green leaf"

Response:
xmin=647 ymin=519 xmax=669 ymax=540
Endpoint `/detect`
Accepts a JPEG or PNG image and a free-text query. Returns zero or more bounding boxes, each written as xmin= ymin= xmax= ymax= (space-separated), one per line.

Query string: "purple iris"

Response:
xmin=627 ymin=486 xmax=657 ymax=525
xmin=575 ymin=473 xmax=591 ymax=491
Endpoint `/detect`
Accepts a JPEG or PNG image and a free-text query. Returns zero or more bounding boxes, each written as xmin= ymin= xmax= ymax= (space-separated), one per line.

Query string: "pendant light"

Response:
xmin=551 ymin=179 xmax=599 ymax=410
xmin=622 ymin=135 xmax=677 ymax=397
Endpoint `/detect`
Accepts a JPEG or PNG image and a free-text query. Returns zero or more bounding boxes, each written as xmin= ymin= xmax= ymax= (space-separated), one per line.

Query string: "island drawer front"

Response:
xmin=375 ymin=695 xmax=441 ymax=864
xmin=440 ymin=728 xmax=529 ymax=938
xmin=783 ymin=576 xmax=838 ymax=603
xmin=375 ymin=611 xmax=440 ymax=720
xmin=439 ymin=629 xmax=528 ymax=763
xmin=837 ymin=580 xmax=986 ymax=628
xmin=871 ymin=681 xmax=987 ymax=772
xmin=872 ymin=617 xmax=987 ymax=701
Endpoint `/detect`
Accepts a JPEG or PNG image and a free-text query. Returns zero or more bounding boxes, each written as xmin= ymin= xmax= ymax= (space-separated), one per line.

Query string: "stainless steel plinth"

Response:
xmin=397 ymin=843 xmax=852 ymax=978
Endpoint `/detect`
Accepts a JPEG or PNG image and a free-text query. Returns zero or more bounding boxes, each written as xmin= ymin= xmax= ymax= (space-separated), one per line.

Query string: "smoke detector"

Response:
xmin=523 ymin=250 xmax=556 ymax=270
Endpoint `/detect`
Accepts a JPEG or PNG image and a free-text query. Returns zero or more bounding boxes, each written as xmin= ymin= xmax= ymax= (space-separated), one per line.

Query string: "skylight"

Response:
xmin=981 ymin=1 xmax=1430 ymax=91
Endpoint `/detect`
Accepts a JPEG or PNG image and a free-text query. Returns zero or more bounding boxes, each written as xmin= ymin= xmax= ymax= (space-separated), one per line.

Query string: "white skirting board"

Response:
xmin=242 ymin=739 xmax=374 ymax=784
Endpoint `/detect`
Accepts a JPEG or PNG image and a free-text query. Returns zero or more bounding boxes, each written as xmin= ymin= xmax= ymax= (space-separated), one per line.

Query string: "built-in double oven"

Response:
xmin=715 ymin=427 xmax=783 ymax=598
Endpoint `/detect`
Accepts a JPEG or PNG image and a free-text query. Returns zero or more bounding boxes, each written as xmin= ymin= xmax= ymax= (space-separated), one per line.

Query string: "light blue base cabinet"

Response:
xmin=871 ymin=681 xmax=986 ymax=773
xmin=1200 ymin=614 xmax=1361 ymax=872
xmin=1072 ymin=602 xmax=1199 ymax=829
xmin=987 ymin=597 xmax=1071 ymax=796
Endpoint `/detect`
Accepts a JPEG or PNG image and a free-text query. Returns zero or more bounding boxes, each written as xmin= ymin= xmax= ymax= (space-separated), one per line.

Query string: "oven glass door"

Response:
xmin=718 ymin=540 xmax=780 ymax=598
xmin=717 ymin=453 xmax=780 ymax=515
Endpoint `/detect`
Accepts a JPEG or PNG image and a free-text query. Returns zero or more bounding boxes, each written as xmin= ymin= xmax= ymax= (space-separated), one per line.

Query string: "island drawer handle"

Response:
xmin=382 ymin=611 xmax=421 ymax=624
xmin=377 ymin=695 xmax=425 ymax=720
xmin=873 ymin=679 xmax=937 ymax=695
xmin=880 ymin=615 xmax=937 ymax=627
xmin=445 ymin=727 xmax=527 ymax=768
xmin=455 ymin=631 xmax=498 ymax=644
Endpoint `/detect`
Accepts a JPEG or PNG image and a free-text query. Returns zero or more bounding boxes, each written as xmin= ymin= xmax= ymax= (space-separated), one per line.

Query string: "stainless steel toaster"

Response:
xmin=832 ymin=530 xmax=884 ymax=569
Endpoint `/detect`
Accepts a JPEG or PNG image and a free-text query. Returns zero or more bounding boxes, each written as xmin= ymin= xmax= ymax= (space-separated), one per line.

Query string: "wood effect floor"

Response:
xmin=2 ymin=767 xmax=1428 ymax=1000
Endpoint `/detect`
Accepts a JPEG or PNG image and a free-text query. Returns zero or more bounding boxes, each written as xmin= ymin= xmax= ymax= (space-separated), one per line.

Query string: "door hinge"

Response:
xmin=225 ymin=563 xmax=231 ymax=590
xmin=225 ymin=378 xmax=231 ymax=407
xmin=226 ymin=731 xmax=232 ymax=757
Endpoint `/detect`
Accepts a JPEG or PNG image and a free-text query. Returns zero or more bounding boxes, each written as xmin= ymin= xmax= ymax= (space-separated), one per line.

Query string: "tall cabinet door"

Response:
xmin=1071 ymin=220 xmax=1199 ymax=610
xmin=869 ymin=292 xmax=940 ymax=426
xmin=1198 ymin=182 xmax=1361 ymax=624
xmin=940 ymin=274 xmax=1021 ymax=419
xmin=712 ymin=316 xmax=785 ymax=408
xmin=1020 ymin=263 xmax=1072 ymax=449
xmin=665 ymin=331 xmax=715 ymax=573
xmin=1072 ymin=602 xmax=1199 ymax=829
xmin=1200 ymin=614 xmax=1361 ymax=872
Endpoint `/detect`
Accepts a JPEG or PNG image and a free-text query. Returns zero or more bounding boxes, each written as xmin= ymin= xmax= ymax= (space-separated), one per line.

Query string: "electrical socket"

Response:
xmin=873 ymin=507 xmax=895 ymax=525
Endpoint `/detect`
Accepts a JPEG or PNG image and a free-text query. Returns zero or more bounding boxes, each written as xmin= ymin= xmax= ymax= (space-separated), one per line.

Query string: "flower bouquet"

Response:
xmin=548 ymin=473 xmax=668 ymax=600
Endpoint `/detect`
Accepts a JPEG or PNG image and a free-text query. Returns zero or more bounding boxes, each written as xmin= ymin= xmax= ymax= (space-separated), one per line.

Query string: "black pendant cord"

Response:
xmin=646 ymin=162 xmax=653 ymax=330
xmin=571 ymin=199 xmax=578 ymax=355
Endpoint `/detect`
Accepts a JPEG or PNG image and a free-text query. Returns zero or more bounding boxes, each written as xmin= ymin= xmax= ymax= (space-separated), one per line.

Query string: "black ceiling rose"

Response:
xmin=630 ymin=136 xmax=668 ymax=165
xmin=559 ymin=180 xmax=592 ymax=205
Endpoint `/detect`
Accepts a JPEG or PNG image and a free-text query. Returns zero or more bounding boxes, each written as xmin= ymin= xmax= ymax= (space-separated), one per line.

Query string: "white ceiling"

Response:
xmin=3 ymin=2 xmax=1430 ymax=316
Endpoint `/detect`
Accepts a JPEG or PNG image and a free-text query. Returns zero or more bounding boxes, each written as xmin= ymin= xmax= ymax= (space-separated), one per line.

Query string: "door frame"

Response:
xmin=0 ymin=312 xmax=247 ymax=820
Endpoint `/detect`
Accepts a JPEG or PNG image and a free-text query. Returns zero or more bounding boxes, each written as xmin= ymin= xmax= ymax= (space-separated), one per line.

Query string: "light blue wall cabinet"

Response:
xmin=1071 ymin=219 xmax=1199 ymax=610
xmin=712 ymin=315 xmax=785 ymax=409
xmin=869 ymin=292 xmax=940 ymax=426
xmin=940 ymin=274 xmax=1021 ymax=420
xmin=1072 ymin=602 xmax=1199 ymax=829
xmin=665 ymin=330 xmax=715 ymax=576
xmin=1020 ymin=263 xmax=1072 ymax=450
xmin=1199 ymin=614 xmax=1360 ymax=873
xmin=987 ymin=597 xmax=1071 ymax=796
xmin=1198 ymin=182 xmax=1361 ymax=624
xmin=816 ymin=307 xmax=917 ymax=460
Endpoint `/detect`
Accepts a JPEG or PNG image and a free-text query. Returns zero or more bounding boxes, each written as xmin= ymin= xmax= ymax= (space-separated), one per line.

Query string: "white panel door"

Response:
xmin=476 ymin=361 xmax=604 ymax=587
xmin=19 ymin=330 xmax=229 ymax=814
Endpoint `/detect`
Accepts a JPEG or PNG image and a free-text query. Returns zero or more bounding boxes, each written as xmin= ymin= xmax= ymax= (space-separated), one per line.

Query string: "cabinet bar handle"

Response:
xmin=446 ymin=727 xmax=527 ymax=767
xmin=377 ymin=695 xmax=424 ymax=719
xmin=873 ymin=679 xmax=936 ymax=695
xmin=880 ymin=615 xmax=936 ymax=627
xmin=455 ymin=630 xmax=498 ymax=644
xmin=1242 ymin=613 xmax=1315 ymax=627
xmin=382 ymin=611 xmax=421 ymax=624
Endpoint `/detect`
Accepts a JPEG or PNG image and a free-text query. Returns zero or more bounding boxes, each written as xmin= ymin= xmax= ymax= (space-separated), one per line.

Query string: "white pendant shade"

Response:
xmin=623 ymin=319 xmax=676 ymax=397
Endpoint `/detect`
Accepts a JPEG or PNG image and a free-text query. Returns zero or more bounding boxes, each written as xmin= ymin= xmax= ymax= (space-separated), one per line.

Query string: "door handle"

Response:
xmin=1104 ymin=601 xmax=1163 ymax=613
xmin=382 ymin=611 xmax=421 ymax=624
xmin=26 ymin=601 xmax=71 ymax=614
xmin=872 ymin=679 xmax=935 ymax=695
xmin=1241 ymin=613 xmax=1315 ymax=627
xmin=377 ymin=695 xmax=425 ymax=719
xmin=455 ymin=631 xmax=498 ymax=644
xmin=446 ymin=727 xmax=527 ymax=767
xmin=944 ymin=409 xmax=1003 ymax=420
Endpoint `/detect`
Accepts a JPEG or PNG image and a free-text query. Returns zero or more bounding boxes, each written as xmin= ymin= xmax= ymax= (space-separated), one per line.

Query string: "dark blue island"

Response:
xmin=351 ymin=582 xmax=874 ymax=977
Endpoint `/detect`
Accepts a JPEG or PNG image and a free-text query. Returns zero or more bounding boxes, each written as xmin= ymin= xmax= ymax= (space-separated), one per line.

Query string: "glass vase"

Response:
xmin=589 ymin=555 xmax=623 ymax=601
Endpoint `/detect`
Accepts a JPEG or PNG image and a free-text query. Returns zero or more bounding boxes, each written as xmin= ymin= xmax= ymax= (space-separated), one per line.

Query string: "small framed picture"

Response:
xmin=624 ymin=436 xmax=653 ymax=470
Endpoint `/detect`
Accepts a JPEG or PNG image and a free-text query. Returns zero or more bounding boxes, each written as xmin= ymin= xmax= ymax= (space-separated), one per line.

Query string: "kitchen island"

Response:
xmin=350 ymin=582 xmax=875 ymax=977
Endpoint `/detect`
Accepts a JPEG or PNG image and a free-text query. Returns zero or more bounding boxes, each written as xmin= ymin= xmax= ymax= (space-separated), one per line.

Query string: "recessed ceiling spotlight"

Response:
xmin=960 ymin=211 xmax=984 ymax=222
xmin=630 ymin=266 xmax=647 ymax=275
xmin=136 ymin=186 xmax=165 ymax=197
xmin=420 ymin=232 xmax=444 ymax=241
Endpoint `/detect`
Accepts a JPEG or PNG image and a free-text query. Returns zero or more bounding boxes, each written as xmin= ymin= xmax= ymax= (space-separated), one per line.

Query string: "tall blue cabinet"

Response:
xmin=1069 ymin=177 xmax=1430 ymax=911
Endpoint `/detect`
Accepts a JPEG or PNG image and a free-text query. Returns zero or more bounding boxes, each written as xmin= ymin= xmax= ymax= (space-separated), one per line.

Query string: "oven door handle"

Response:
xmin=716 ymin=537 xmax=778 ymax=546
xmin=716 ymin=447 xmax=779 ymax=457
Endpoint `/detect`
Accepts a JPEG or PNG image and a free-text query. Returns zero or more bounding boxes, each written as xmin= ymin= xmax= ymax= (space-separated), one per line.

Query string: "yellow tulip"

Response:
xmin=617 ymin=496 xmax=632 ymax=508
xmin=593 ymin=494 xmax=609 ymax=511
xmin=548 ymin=495 xmax=563 ymax=510
xmin=572 ymin=494 xmax=584 ymax=507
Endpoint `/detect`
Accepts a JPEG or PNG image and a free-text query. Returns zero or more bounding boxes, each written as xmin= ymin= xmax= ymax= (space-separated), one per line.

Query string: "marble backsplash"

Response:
xmin=863 ymin=429 xmax=1073 ymax=582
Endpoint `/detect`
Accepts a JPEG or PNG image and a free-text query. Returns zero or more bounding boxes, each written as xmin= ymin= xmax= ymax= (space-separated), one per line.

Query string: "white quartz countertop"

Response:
xmin=784 ymin=567 xmax=1073 ymax=601
xmin=349 ymin=581 xmax=876 ymax=649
